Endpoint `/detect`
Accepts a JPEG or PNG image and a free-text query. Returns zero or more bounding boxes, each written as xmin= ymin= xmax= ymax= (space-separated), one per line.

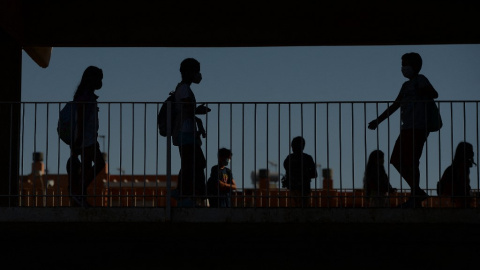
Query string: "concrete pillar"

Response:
xmin=0 ymin=28 xmax=21 ymax=206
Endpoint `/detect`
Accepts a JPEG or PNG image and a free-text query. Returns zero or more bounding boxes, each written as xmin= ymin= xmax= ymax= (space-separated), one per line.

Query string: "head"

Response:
xmin=401 ymin=52 xmax=422 ymax=79
xmin=454 ymin=142 xmax=476 ymax=167
xmin=180 ymin=58 xmax=202 ymax=84
xmin=367 ymin=150 xmax=385 ymax=166
xmin=291 ymin=136 xmax=305 ymax=153
xmin=218 ymin=148 xmax=232 ymax=167
xmin=74 ymin=66 xmax=103 ymax=98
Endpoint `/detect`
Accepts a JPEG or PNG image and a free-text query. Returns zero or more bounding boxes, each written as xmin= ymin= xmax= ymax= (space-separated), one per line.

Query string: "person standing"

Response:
xmin=368 ymin=52 xmax=439 ymax=208
xmin=173 ymin=58 xmax=210 ymax=207
xmin=283 ymin=136 xmax=317 ymax=207
xmin=67 ymin=66 xmax=106 ymax=207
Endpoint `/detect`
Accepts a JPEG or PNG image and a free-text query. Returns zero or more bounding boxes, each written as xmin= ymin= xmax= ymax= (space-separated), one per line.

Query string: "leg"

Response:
xmin=391 ymin=129 xmax=429 ymax=207
xmin=66 ymin=153 xmax=82 ymax=206
xmin=77 ymin=142 xmax=105 ymax=207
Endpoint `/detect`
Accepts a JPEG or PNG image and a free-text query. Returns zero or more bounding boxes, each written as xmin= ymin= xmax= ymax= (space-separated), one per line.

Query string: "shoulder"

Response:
xmin=75 ymin=91 xmax=97 ymax=102
xmin=416 ymin=74 xmax=431 ymax=86
xmin=175 ymin=83 xmax=193 ymax=100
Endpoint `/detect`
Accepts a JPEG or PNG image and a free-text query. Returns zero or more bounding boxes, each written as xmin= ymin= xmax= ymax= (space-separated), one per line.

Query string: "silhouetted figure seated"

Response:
xmin=437 ymin=142 xmax=476 ymax=208
xmin=363 ymin=150 xmax=397 ymax=207
xmin=283 ymin=136 xmax=317 ymax=207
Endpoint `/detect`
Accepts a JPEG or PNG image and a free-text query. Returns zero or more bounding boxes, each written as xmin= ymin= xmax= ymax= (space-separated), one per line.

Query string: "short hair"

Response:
xmin=218 ymin=148 xmax=232 ymax=159
xmin=291 ymin=136 xmax=305 ymax=153
xmin=402 ymin=52 xmax=422 ymax=74
xmin=180 ymin=58 xmax=200 ymax=75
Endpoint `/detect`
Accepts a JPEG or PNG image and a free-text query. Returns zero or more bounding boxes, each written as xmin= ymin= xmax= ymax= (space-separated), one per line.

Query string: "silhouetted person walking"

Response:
xmin=67 ymin=66 xmax=106 ymax=207
xmin=172 ymin=58 xmax=210 ymax=207
xmin=368 ymin=52 xmax=439 ymax=208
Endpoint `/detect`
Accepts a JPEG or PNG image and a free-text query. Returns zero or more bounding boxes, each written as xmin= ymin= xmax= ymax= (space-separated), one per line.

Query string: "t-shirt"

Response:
xmin=173 ymin=83 xmax=199 ymax=146
xmin=399 ymin=74 xmax=433 ymax=130
xmin=283 ymin=152 xmax=316 ymax=191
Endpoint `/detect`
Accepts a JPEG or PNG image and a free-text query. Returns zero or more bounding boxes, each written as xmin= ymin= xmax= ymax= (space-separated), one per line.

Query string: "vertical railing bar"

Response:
xmin=45 ymin=103 xmax=50 ymax=206
xmin=326 ymin=103 xmax=330 ymax=207
xmin=450 ymin=102 xmax=454 ymax=204
xmin=107 ymin=103 xmax=111 ymax=207
xmin=277 ymin=104 xmax=281 ymax=192
xmin=314 ymin=103 xmax=318 ymax=207
xmin=300 ymin=103 xmax=305 ymax=207
xmin=463 ymin=101 xmax=467 ymax=206
xmin=119 ymin=103 xmax=123 ymax=191
xmin=20 ymin=103 xmax=26 ymax=206
xmin=266 ymin=103 xmax=270 ymax=206
xmin=288 ymin=103 xmax=292 ymax=206
xmin=338 ymin=103 xmax=343 ymax=204
xmin=216 ymin=103 xmax=221 ymax=205
xmin=242 ymin=103 xmax=245 ymax=207
xmin=437 ymin=101 xmax=442 ymax=201
xmin=131 ymin=103 xmax=135 ymax=199
xmin=253 ymin=103 xmax=257 ymax=208
xmin=363 ymin=102 xmax=368 ymax=205
xmin=143 ymin=103 xmax=147 ymax=204
xmin=166 ymin=99 xmax=172 ymax=220
xmin=229 ymin=103 xmax=233 ymax=205
xmin=476 ymin=102 xmax=479 ymax=203
xmin=155 ymin=102 xmax=160 ymax=207
xmin=351 ymin=102 xmax=355 ymax=207
xmin=56 ymin=103 xmax=62 ymax=205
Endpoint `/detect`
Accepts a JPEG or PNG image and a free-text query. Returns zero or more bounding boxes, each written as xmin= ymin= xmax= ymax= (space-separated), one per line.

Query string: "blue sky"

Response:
xmin=20 ymin=45 xmax=480 ymax=191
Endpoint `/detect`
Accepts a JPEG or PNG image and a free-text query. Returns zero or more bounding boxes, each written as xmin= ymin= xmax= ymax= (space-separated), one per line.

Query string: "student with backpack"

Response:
xmin=368 ymin=52 xmax=440 ymax=208
xmin=64 ymin=66 xmax=106 ymax=207
xmin=171 ymin=58 xmax=210 ymax=207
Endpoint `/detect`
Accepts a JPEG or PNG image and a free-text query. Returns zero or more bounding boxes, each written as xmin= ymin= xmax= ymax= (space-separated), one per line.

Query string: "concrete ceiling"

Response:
xmin=2 ymin=1 xmax=480 ymax=47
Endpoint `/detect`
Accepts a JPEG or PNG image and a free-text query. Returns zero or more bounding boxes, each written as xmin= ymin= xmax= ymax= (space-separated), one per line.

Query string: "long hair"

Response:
xmin=363 ymin=150 xmax=387 ymax=190
xmin=74 ymin=66 xmax=103 ymax=100
xmin=453 ymin=142 xmax=476 ymax=167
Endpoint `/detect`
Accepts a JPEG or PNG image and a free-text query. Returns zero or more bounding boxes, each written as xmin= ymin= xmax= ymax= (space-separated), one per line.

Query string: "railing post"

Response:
xmin=165 ymin=101 xmax=172 ymax=221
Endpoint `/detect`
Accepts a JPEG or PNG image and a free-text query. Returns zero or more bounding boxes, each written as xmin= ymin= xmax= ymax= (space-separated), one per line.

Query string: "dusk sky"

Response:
xmin=20 ymin=45 xmax=480 ymax=191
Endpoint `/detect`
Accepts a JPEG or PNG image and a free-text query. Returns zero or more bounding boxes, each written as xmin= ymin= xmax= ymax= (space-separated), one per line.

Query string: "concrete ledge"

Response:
xmin=1 ymin=207 xmax=480 ymax=223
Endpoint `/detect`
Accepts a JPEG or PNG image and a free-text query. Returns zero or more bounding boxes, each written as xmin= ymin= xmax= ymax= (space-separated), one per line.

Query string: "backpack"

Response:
xmin=57 ymin=102 xmax=77 ymax=145
xmin=157 ymin=91 xmax=176 ymax=137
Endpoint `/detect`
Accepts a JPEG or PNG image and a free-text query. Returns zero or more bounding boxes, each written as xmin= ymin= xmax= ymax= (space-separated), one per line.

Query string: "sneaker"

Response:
xmin=71 ymin=196 xmax=91 ymax=208
xmin=397 ymin=191 xmax=429 ymax=208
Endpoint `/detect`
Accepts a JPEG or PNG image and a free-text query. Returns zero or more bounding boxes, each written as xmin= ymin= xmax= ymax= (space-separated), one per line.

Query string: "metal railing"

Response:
xmin=7 ymin=100 xmax=480 ymax=209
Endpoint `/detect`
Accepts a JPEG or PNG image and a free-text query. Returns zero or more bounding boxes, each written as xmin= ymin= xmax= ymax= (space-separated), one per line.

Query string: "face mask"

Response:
xmin=193 ymin=72 xmax=202 ymax=84
xmin=401 ymin=66 xmax=415 ymax=78
xmin=222 ymin=159 xmax=230 ymax=166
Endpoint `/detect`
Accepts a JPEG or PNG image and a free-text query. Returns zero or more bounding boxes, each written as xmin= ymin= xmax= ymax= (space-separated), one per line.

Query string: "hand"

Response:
xmin=195 ymin=104 xmax=211 ymax=115
xmin=368 ymin=120 xmax=379 ymax=130
xmin=195 ymin=117 xmax=207 ymax=138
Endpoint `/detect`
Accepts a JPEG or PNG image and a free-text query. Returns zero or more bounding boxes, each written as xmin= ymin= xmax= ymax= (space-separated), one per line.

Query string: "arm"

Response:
xmin=368 ymin=92 xmax=402 ymax=130
xmin=219 ymin=179 xmax=237 ymax=191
